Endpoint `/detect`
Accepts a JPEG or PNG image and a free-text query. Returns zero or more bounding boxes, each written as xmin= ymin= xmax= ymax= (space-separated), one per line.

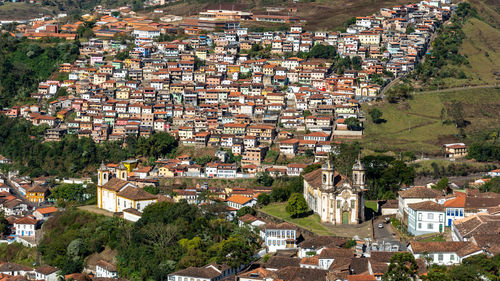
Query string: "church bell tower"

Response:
xmin=322 ymin=160 xmax=335 ymax=190
xmin=352 ymin=154 xmax=366 ymax=190
xmin=98 ymin=162 xmax=110 ymax=186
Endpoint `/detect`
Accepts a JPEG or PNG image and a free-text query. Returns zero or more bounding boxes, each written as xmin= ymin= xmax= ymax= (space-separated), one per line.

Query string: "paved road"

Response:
xmin=372 ymin=216 xmax=406 ymax=251
xmin=373 ymin=217 xmax=393 ymax=242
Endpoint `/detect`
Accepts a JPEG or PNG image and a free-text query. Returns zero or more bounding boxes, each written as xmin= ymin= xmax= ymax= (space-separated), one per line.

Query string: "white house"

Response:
xmin=0 ymin=262 xmax=33 ymax=276
xmin=14 ymin=216 xmax=37 ymax=237
xmin=409 ymin=241 xmax=482 ymax=265
xmin=226 ymin=195 xmax=256 ymax=210
xmin=407 ymin=201 xmax=445 ymax=236
xmin=96 ymin=260 xmax=118 ymax=278
xmin=35 ymin=265 xmax=58 ymax=281
xmin=123 ymin=208 xmax=142 ymax=222
xmin=263 ymin=222 xmax=297 ymax=253
xmin=488 ymin=169 xmax=500 ymax=178
xmin=397 ymin=186 xmax=441 ymax=222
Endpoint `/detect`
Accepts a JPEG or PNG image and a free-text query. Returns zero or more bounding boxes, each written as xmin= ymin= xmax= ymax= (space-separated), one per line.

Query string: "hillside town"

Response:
xmin=0 ymin=0 xmax=499 ymax=280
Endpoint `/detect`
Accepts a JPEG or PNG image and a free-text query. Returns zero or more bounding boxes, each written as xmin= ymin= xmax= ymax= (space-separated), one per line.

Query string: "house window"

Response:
xmin=460 ymin=209 xmax=463 ymax=216
xmin=427 ymin=223 xmax=433 ymax=230
xmin=450 ymin=254 xmax=455 ymax=261
xmin=418 ymin=223 xmax=422 ymax=229
xmin=337 ymin=200 xmax=341 ymax=208
xmin=439 ymin=214 xmax=443 ymax=222
xmin=438 ymin=254 xmax=443 ymax=261
xmin=446 ymin=209 xmax=450 ymax=216
xmin=351 ymin=200 xmax=355 ymax=208
xmin=418 ymin=213 xmax=422 ymax=221
xmin=428 ymin=213 xmax=434 ymax=220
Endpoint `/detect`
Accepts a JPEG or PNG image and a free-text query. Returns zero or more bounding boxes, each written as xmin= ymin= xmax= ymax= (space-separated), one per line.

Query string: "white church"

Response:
xmin=303 ymin=158 xmax=366 ymax=225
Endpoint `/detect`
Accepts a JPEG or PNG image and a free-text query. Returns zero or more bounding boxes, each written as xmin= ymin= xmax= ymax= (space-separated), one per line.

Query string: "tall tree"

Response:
xmin=383 ymin=252 xmax=418 ymax=281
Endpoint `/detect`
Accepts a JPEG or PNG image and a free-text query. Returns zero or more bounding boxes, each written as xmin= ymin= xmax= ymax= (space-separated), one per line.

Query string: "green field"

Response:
xmin=365 ymin=200 xmax=378 ymax=213
xmin=362 ymin=87 xmax=500 ymax=155
xmin=260 ymin=203 xmax=334 ymax=236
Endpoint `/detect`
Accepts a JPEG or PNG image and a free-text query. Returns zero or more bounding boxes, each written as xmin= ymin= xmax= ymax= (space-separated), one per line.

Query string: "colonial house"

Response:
xmin=397 ymin=186 xmax=442 ymax=224
xmin=407 ymin=201 xmax=445 ymax=236
xmin=443 ymin=143 xmax=467 ymax=158
xmin=35 ymin=266 xmax=58 ymax=281
xmin=96 ymin=260 xmax=118 ymax=278
xmin=409 ymin=241 xmax=482 ymax=265
xmin=263 ymin=222 xmax=297 ymax=253
xmin=226 ymin=195 xmax=256 ymax=210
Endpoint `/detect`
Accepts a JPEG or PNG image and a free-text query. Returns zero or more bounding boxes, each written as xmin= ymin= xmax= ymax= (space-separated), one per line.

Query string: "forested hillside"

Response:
xmin=0 ymin=115 xmax=177 ymax=178
xmin=38 ymin=202 xmax=261 ymax=280
xmin=0 ymin=34 xmax=79 ymax=108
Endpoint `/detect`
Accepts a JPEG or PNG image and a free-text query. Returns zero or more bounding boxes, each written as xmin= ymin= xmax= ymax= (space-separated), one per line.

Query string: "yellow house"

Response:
xmin=158 ymin=165 xmax=175 ymax=178
xmin=26 ymin=185 xmax=49 ymax=203
xmin=116 ymin=86 xmax=131 ymax=100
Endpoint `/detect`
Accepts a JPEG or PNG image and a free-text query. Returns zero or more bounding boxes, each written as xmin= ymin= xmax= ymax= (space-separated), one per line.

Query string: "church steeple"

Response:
xmin=322 ymin=160 xmax=335 ymax=190
xmin=352 ymin=154 xmax=365 ymax=189
xmin=116 ymin=162 xmax=128 ymax=181
xmin=97 ymin=161 xmax=109 ymax=186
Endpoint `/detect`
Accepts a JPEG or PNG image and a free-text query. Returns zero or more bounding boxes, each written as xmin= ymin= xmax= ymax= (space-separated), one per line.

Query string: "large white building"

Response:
xmin=407 ymin=201 xmax=445 ymax=236
xmin=263 ymin=222 xmax=297 ymax=253
xmin=303 ymin=159 xmax=365 ymax=225
xmin=397 ymin=186 xmax=442 ymax=223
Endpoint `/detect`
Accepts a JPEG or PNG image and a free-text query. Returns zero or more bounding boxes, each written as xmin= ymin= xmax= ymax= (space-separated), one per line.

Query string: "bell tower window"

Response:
xmin=323 ymin=174 xmax=327 ymax=184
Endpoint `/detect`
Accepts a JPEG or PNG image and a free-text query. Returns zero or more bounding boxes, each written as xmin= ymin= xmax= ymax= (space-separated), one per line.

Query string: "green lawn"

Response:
xmin=365 ymin=201 xmax=378 ymax=213
xmin=362 ymin=87 xmax=500 ymax=155
xmin=418 ymin=234 xmax=446 ymax=242
xmin=260 ymin=203 xmax=334 ymax=236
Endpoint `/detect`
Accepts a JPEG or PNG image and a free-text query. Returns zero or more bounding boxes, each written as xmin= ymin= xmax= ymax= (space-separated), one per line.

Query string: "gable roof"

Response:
xmin=101 ymin=178 xmax=130 ymax=192
xmin=117 ymin=186 xmax=157 ymax=201
xmin=398 ymin=186 xmax=442 ymax=199
xmin=409 ymin=241 xmax=481 ymax=257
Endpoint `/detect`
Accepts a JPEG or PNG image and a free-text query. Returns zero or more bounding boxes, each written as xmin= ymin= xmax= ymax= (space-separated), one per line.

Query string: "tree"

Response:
xmin=383 ymin=252 xmax=418 ymax=281
xmin=143 ymin=185 xmax=159 ymax=195
xmin=446 ymin=101 xmax=466 ymax=128
xmin=286 ymin=193 xmax=309 ymax=218
xmin=236 ymin=206 xmax=256 ymax=217
xmin=271 ymin=187 xmax=291 ymax=202
xmin=433 ymin=177 xmax=449 ymax=192
xmin=302 ymin=164 xmax=321 ymax=175
xmin=256 ymin=172 xmax=274 ymax=186
xmin=345 ymin=117 xmax=363 ymax=131
xmin=369 ymin=108 xmax=384 ymax=124
xmin=257 ymin=193 xmax=271 ymax=206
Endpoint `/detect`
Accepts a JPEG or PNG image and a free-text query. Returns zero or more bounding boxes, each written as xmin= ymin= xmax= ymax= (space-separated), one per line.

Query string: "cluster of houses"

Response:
xmin=3 ymin=0 xmax=457 ymax=176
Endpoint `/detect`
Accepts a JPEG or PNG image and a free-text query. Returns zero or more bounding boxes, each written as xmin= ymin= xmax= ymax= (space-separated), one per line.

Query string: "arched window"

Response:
xmin=323 ymin=174 xmax=327 ymax=183
xmin=354 ymin=173 xmax=358 ymax=182
xmin=103 ymin=173 xmax=107 ymax=180
xmin=122 ymin=172 xmax=126 ymax=178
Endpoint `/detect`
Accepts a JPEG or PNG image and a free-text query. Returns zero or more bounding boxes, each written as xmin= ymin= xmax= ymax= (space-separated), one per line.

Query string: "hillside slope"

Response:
xmin=441 ymin=17 xmax=500 ymax=87
xmin=361 ymin=87 xmax=500 ymax=155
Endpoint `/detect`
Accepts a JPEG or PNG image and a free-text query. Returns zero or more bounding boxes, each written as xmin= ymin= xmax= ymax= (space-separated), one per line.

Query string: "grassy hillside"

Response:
xmin=440 ymin=17 xmax=500 ymax=87
xmin=361 ymin=87 xmax=500 ymax=155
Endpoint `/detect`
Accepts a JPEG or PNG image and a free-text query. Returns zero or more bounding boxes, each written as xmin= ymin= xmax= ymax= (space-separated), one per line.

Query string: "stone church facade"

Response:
xmin=303 ymin=158 xmax=366 ymax=225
